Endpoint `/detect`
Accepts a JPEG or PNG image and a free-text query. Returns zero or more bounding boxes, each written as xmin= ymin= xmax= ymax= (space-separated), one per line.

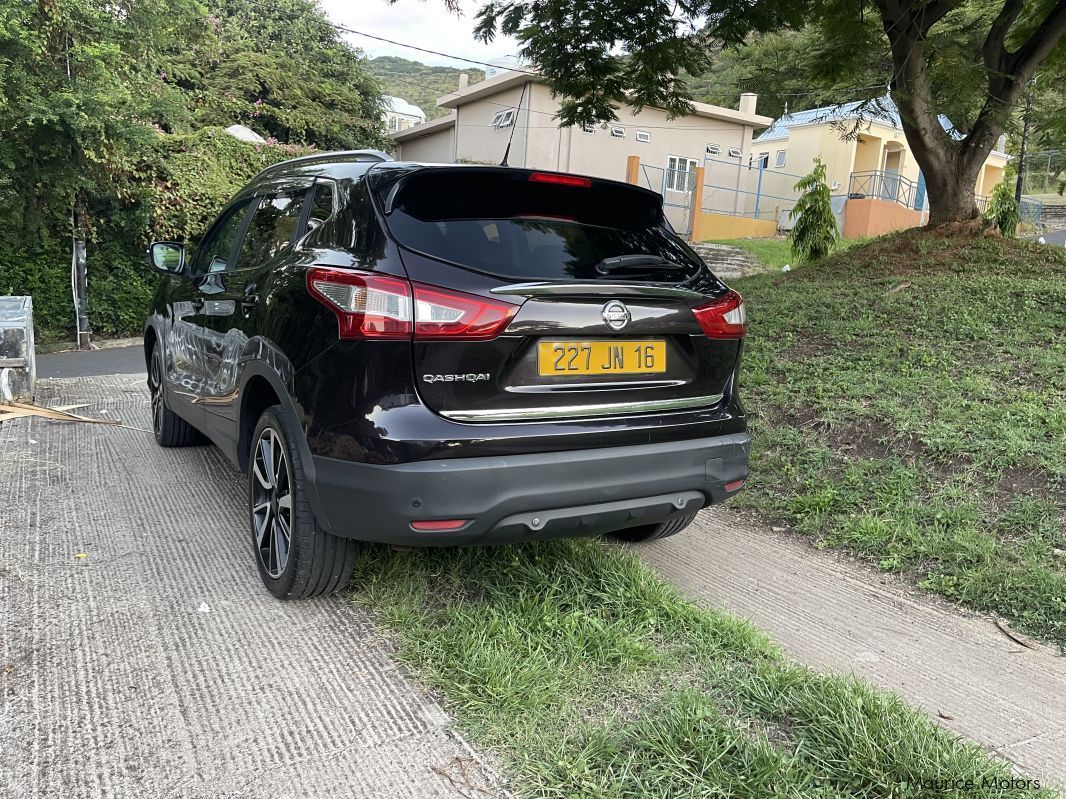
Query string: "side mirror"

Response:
xmin=148 ymin=242 xmax=186 ymax=274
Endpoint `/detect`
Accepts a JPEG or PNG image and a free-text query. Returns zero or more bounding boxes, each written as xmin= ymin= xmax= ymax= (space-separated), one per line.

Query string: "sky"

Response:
xmin=320 ymin=0 xmax=522 ymax=69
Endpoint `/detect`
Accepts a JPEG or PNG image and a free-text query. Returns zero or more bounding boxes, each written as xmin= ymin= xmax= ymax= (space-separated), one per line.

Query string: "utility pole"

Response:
xmin=1015 ymin=82 xmax=1034 ymax=204
xmin=66 ymin=31 xmax=90 ymax=350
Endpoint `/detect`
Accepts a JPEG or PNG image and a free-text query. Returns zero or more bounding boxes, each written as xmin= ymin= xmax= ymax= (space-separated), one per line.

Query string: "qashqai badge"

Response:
xmin=602 ymin=301 xmax=631 ymax=331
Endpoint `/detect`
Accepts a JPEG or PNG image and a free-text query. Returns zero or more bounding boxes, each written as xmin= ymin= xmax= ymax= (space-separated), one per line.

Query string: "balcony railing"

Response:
xmin=848 ymin=170 xmax=922 ymax=209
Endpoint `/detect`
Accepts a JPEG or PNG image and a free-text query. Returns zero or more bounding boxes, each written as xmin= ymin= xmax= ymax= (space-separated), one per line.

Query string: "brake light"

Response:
xmin=307 ymin=267 xmax=517 ymax=340
xmin=413 ymin=283 xmax=517 ymax=340
xmin=692 ymin=290 xmax=747 ymax=339
xmin=306 ymin=267 xmax=412 ymax=339
xmin=528 ymin=171 xmax=592 ymax=188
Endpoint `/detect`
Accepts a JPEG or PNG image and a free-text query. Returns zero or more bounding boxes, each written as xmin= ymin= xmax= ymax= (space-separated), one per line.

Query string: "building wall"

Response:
xmin=843 ymin=197 xmax=923 ymax=238
xmin=454 ymin=84 xmax=531 ymax=166
xmin=397 ymin=128 xmax=455 ymax=163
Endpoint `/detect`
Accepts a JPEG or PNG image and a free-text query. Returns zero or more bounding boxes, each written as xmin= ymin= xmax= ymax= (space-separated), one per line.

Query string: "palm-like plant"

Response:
xmin=789 ymin=158 xmax=838 ymax=263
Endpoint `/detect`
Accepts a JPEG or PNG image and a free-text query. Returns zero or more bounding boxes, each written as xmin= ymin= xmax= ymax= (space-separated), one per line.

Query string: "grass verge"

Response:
xmin=351 ymin=540 xmax=1049 ymax=797
xmin=731 ymin=229 xmax=1066 ymax=649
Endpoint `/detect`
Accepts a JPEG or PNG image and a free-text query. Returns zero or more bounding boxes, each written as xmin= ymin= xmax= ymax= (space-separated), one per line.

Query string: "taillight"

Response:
xmin=413 ymin=284 xmax=517 ymax=340
xmin=307 ymin=267 xmax=412 ymax=339
xmin=306 ymin=267 xmax=517 ymax=340
xmin=693 ymin=290 xmax=747 ymax=339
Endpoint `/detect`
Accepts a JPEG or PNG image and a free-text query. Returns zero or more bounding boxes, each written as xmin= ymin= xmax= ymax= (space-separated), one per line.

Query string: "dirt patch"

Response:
xmin=823 ymin=417 xmax=929 ymax=462
xmin=997 ymin=465 xmax=1065 ymax=505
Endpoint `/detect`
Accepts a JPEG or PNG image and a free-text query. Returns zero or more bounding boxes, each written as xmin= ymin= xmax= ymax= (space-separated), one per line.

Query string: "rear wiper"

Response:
xmin=595 ymin=255 xmax=686 ymax=274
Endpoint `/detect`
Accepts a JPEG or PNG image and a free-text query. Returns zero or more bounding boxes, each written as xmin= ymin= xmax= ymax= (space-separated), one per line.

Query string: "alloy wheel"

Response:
xmin=251 ymin=428 xmax=293 ymax=578
xmin=149 ymin=351 xmax=164 ymax=436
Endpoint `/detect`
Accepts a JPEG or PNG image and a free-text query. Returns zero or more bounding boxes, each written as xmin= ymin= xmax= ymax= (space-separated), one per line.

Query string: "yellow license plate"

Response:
xmin=537 ymin=340 xmax=667 ymax=376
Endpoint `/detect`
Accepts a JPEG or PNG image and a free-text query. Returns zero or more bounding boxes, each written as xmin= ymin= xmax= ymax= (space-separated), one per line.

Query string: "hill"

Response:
xmin=368 ymin=56 xmax=484 ymax=121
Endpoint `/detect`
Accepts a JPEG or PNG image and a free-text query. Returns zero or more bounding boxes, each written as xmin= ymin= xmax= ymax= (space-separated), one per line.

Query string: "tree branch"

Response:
xmin=982 ymin=0 xmax=1026 ymax=73
xmin=1006 ymin=1 xmax=1066 ymax=79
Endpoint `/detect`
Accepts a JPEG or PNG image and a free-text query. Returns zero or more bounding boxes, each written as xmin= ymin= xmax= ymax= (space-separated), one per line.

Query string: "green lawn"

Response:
xmin=731 ymin=229 xmax=1066 ymax=649
xmin=351 ymin=540 xmax=1042 ymax=798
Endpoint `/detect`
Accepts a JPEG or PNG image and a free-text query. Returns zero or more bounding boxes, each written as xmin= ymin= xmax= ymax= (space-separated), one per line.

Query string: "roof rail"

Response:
xmin=251 ymin=149 xmax=393 ymax=181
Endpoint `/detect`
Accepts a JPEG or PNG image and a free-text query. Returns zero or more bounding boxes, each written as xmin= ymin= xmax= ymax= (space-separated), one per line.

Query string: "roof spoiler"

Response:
xmin=251 ymin=149 xmax=392 ymax=182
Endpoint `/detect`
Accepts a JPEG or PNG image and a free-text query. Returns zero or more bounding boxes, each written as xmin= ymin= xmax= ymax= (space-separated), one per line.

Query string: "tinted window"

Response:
xmin=305 ymin=182 xmax=334 ymax=233
xmin=377 ymin=168 xmax=702 ymax=282
xmin=192 ymin=202 xmax=251 ymax=275
xmin=237 ymin=193 xmax=305 ymax=268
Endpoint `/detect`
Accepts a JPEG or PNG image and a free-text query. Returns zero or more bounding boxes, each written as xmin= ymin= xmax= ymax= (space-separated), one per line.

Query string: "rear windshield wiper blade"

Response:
xmin=595 ymin=255 xmax=687 ymax=274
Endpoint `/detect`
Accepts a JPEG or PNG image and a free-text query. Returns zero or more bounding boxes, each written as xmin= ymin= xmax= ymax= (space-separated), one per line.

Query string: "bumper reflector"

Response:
xmin=724 ymin=479 xmax=745 ymax=492
xmin=410 ymin=519 xmax=470 ymax=531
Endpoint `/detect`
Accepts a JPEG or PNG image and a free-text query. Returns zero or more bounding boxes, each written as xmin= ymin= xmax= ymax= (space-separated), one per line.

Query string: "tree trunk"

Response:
xmin=918 ymin=146 xmax=987 ymax=227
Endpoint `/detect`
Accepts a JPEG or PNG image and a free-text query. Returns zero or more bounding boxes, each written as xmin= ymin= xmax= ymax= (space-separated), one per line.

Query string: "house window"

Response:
xmin=666 ymin=156 xmax=699 ymax=192
xmin=754 ymin=152 xmax=770 ymax=169
xmin=582 ymin=124 xmax=596 ymax=134
xmin=728 ymin=146 xmax=743 ymax=158
xmin=610 ymin=126 xmax=625 ymax=138
xmin=706 ymin=143 xmax=721 ymax=155
xmin=636 ymin=131 xmax=650 ymax=143
xmin=491 ymin=108 xmax=516 ymax=129
xmin=775 ymin=150 xmax=787 ymax=167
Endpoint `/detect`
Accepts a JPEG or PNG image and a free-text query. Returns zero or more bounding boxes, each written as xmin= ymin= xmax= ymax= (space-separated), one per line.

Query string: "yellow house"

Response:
xmin=754 ymin=99 xmax=1011 ymax=228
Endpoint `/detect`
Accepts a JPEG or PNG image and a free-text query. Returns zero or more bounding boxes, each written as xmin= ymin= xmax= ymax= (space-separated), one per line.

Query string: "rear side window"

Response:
xmin=375 ymin=169 xmax=703 ymax=282
xmin=237 ymin=193 xmax=304 ymax=268
xmin=305 ymin=182 xmax=334 ymax=233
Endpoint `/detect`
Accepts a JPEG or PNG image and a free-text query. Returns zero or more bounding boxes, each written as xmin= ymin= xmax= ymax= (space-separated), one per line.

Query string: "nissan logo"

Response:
xmin=602 ymin=301 xmax=631 ymax=331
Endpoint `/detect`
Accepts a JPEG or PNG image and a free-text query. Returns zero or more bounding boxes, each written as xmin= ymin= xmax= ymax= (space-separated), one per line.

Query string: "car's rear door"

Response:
xmin=197 ymin=178 xmax=314 ymax=449
xmin=370 ymin=166 xmax=745 ymax=423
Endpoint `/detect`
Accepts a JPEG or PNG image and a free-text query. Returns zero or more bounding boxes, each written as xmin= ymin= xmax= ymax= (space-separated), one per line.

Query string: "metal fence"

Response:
xmin=848 ymin=170 xmax=923 ymax=209
xmin=637 ymin=163 xmax=693 ymax=236
xmin=700 ymin=156 xmax=805 ymax=222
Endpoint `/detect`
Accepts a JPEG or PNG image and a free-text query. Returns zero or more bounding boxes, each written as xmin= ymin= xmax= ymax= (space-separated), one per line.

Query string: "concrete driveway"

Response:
xmin=0 ymin=370 xmax=502 ymax=798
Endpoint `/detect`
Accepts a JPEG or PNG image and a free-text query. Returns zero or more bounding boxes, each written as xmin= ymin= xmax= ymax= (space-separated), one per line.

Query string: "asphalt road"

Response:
xmin=0 ymin=375 xmax=503 ymax=799
xmin=36 ymin=345 xmax=145 ymax=379
xmin=1030 ymin=229 xmax=1066 ymax=246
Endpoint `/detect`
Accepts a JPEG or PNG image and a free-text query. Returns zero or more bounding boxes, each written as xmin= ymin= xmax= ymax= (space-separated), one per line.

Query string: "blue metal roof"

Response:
xmin=755 ymin=96 xmax=961 ymax=143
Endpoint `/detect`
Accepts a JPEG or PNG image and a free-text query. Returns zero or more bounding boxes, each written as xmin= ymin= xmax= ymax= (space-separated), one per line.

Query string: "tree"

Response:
xmin=789 ymin=158 xmax=838 ymax=262
xmin=165 ymin=0 xmax=388 ymax=150
xmin=471 ymin=0 xmax=1066 ymax=227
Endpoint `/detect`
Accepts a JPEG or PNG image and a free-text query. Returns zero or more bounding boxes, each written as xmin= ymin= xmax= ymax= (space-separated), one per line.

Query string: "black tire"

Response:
xmin=611 ymin=512 xmax=697 ymax=543
xmin=149 ymin=344 xmax=204 ymax=447
xmin=249 ymin=406 xmax=358 ymax=599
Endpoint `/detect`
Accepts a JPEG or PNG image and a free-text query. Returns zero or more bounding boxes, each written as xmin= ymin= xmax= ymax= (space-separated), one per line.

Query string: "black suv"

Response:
xmin=145 ymin=151 xmax=750 ymax=599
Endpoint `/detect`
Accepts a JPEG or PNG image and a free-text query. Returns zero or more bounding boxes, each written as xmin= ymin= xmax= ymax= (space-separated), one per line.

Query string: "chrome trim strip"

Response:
xmin=439 ymin=394 xmax=724 ymax=422
xmin=489 ymin=282 xmax=706 ymax=300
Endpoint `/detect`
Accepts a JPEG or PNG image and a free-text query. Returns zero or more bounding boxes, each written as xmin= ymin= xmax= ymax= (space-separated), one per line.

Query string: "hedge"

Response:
xmin=0 ymin=128 xmax=309 ymax=343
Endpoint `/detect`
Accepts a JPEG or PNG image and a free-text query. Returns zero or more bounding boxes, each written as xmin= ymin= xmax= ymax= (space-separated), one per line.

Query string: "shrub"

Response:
xmin=789 ymin=157 xmax=838 ymax=263
xmin=985 ymin=180 xmax=1020 ymax=238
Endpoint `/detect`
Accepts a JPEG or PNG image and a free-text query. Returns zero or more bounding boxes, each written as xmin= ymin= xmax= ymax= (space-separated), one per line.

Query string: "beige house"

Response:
xmin=753 ymin=99 xmax=1010 ymax=210
xmin=390 ymin=69 xmax=773 ymax=230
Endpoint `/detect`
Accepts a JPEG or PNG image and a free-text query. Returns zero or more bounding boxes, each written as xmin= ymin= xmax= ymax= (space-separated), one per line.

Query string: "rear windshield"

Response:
xmin=372 ymin=167 xmax=704 ymax=282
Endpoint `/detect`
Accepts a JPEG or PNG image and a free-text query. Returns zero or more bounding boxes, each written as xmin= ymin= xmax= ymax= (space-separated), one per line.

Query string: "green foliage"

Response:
xmin=0 ymin=0 xmax=386 ymax=341
xmin=789 ymin=158 xmax=837 ymax=263
xmin=985 ymin=181 xmax=1020 ymax=238
xmin=368 ymin=56 xmax=483 ymax=122
xmin=167 ymin=0 xmax=389 ymax=149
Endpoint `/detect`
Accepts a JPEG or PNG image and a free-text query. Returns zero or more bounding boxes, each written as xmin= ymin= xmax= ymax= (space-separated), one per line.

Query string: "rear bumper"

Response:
xmin=309 ymin=433 xmax=750 ymax=545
